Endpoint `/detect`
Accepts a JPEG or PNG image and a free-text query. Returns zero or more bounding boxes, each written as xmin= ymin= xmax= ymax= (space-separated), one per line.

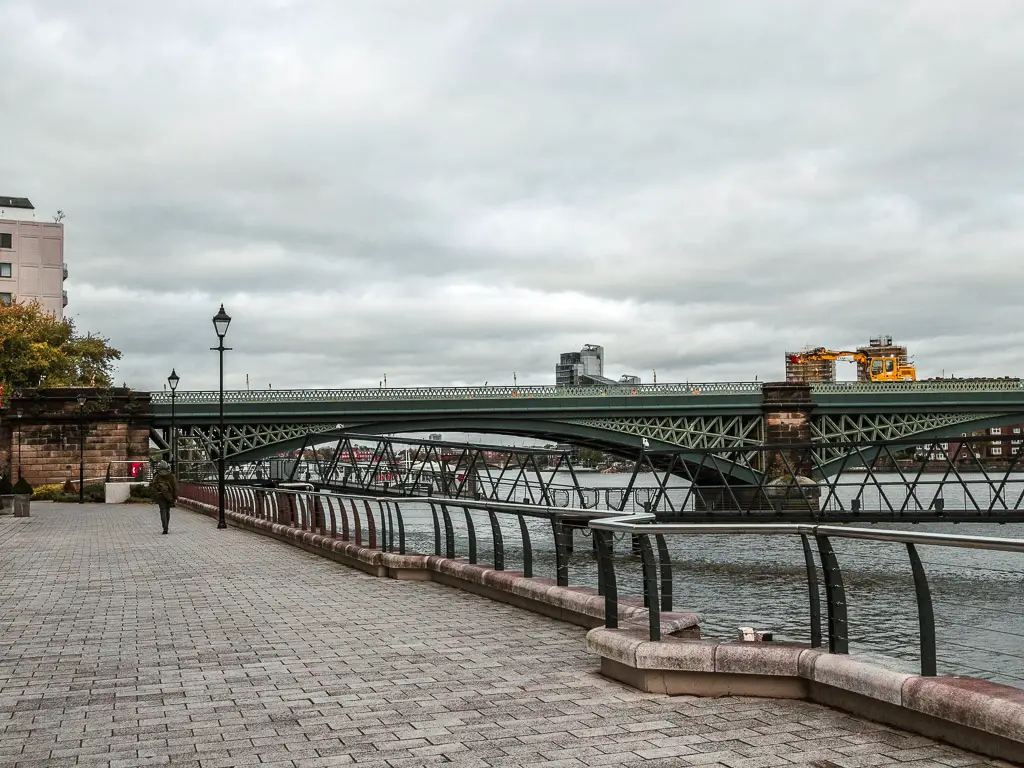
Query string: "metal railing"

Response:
xmin=811 ymin=379 xmax=1024 ymax=393
xmin=589 ymin=515 xmax=1024 ymax=683
xmin=150 ymin=381 xmax=763 ymax=405
xmin=176 ymin=483 xmax=1024 ymax=686
xmin=150 ymin=379 xmax=1024 ymax=405
xmin=179 ymin=483 xmax=622 ymax=587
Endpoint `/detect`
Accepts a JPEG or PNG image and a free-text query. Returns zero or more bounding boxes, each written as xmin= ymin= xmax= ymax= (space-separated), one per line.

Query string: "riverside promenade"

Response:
xmin=0 ymin=504 xmax=1013 ymax=768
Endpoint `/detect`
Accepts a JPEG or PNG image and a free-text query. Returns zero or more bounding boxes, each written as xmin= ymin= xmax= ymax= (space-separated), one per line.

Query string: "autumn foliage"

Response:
xmin=0 ymin=301 xmax=121 ymax=390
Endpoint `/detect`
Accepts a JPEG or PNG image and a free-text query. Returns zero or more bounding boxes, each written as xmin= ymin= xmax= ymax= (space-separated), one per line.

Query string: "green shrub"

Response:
xmin=32 ymin=484 xmax=65 ymax=501
xmin=53 ymin=483 xmax=105 ymax=503
xmin=128 ymin=484 xmax=158 ymax=503
xmin=0 ymin=475 xmax=12 ymax=495
xmin=13 ymin=476 xmax=32 ymax=494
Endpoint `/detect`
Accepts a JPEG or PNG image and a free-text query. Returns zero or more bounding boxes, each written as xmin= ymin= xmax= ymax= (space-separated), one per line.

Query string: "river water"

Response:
xmin=381 ymin=471 xmax=1024 ymax=688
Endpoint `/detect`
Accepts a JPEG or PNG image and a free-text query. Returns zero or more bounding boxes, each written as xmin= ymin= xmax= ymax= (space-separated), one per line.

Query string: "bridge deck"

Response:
xmin=0 ymin=505 xmax=1006 ymax=767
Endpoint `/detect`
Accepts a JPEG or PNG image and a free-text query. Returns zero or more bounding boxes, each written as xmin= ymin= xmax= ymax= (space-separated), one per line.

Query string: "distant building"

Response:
xmin=917 ymin=423 xmax=1024 ymax=462
xmin=0 ymin=197 xmax=67 ymax=317
xmin=556 ymin=344 xmax=604 ymax=387
xmin=619 ymin=374 xmax=641 ymax=385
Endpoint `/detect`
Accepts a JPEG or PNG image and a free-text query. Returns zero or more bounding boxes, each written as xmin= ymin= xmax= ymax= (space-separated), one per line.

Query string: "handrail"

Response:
xmin=178 ymin=483 xmax=625 ymax=588
xmin=149 ymin=378 xmax=1024 ymax=405
xmin=588 ymin=516 xmax=1024 ymax=552
xmin=811 ymin=380 xmax=1024 ymax=393
xmin=149 ymin=382 xmax=763 ymax=404
xmin=586 ymin=513 xmax=1024 ymax=679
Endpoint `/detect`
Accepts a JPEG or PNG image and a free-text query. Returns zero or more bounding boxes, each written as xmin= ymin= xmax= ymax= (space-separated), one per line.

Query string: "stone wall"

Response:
xmin=0 ymin=388 xmax=152 ymax=487
xmin=761 ymin=382 xmax=814 ymax=479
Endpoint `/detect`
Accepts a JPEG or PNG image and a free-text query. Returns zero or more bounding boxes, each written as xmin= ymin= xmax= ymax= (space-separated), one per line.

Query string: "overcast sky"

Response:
xmin=3 ymin=0 xmax=1023 ymax=392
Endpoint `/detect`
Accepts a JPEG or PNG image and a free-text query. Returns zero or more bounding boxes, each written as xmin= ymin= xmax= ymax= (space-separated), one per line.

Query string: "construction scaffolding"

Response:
xmin=785 ymin=350 xmax=836 ymax=382
xmin=856 ymin=335 xmax=909 ymax=382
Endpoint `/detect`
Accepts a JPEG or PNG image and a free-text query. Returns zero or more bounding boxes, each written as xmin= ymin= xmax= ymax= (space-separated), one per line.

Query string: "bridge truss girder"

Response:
xmin=164 ymin=409 xmax=1023 ymax=483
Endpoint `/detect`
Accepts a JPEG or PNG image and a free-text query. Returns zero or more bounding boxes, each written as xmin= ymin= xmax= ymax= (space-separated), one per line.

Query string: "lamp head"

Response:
xmin=76 ymin=394 xmax=87 ymax=407
xmin=212 ymin=304 xmax=231 ymax=339
xmin=167 ymin=368 xmax=180 ymax=392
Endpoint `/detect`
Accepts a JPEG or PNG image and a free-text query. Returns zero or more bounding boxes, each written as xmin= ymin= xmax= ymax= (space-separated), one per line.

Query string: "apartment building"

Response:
xmin=0 ymin=196 xmax=67 ymax=317
xmin=919 ymin=424 xmax=1024 ymax=462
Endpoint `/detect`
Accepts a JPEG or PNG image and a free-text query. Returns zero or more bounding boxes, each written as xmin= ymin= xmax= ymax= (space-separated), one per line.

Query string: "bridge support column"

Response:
xmin=761 ymin=383 xmax=820 ymax=511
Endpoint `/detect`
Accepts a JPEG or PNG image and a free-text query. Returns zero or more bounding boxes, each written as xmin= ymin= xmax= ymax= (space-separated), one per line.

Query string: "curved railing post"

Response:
xmin=800 ymin=534 xmax=822 ymax=648
xmin=336 ymin=497 xmax=349 ymax=540
xmin=362 ymin=500 xmax=377 ymax=549
xmin=815 ymin=534 xmax=849 ymax=654
xmin=348 ymin=500 xmax=362 ymax=545
xmin=439 ymin=503 xmax=455 ymax=559
xmin=639 ymin=534 xmax=661 ymax=640
xmin=428 ymin=502 xmax=442 ymax=555
xmin=594 ymin=529 xmax=618 ymax=629
xmin=325 ymin=496 xmax=337 ymax=537
xmin=906 ymin=543 xmax=937 ymax=676
xmin=386 ymin=501 xmax=396 ymax=552
xmin=550 ymin=517 xmax=568 ymax=587
xmin=313 ymin=494 xmax=325 ymax=534
xmin=487 ymin=509 xmax=504 ymax=571
xmin=518 ymin=514 xmax=533 ymax=578
xmin=376 ymin=501 xmax=388 ymax=552
xmin=463 ymin=506 xmax=477 ymax=564
xmin=654 ymin=533 xmax=673 ymax=612
xmin=394 ymin=501 xmax=406 ymax=554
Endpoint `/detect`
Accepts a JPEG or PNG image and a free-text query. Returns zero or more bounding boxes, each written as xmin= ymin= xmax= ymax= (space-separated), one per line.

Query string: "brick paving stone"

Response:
xmin=0 ymin=504 xmax=1014 ymax=768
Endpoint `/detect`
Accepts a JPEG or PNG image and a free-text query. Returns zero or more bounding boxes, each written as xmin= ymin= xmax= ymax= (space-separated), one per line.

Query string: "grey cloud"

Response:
xmin=3 ymin=0 xmax=1024 ymax=392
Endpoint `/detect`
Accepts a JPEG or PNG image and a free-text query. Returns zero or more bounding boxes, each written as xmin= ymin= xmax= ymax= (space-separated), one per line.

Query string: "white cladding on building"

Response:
xmin=555 ymin=344 xmax=644 ymax=388
xmin=0 ymin=196 xmax=67 ymax=317
xmin=556 ymin=344 xmax=604 ymax=387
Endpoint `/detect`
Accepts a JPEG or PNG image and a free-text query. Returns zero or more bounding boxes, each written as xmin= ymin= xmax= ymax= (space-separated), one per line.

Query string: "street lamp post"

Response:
xmin=167 ymin=369 xmax=179 ymax=478
xmin=76 ymin=394 xmax=87 ymax=504
xmin=211 ymin=305 xmax=231 ymax=529
xmin=15 ymin=409 xmax=22 ymax=480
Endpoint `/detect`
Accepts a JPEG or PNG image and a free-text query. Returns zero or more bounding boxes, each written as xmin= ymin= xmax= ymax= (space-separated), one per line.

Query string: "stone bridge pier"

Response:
xmin=0 ymin=388 xmax=152 ymax=487
xmin=761 ymin=381 xmax=815 ymax=479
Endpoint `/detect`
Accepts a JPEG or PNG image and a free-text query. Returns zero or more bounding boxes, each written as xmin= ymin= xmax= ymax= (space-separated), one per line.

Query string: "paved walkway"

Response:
xmin=0 ymin=504 xmax=1012 ymax=768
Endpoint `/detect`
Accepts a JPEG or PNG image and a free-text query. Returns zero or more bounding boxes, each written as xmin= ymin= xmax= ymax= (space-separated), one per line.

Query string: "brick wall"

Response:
xmin=0 ymin=388 xmax=152 ymax=487
xmin=761 ymin=382 xmax=814 ymax=478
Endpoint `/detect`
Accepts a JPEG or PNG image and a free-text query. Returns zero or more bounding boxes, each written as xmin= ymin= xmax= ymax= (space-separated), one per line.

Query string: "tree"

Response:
xmin=577 ymin=447 xmax=605 ymax=467
xmin=0 ymin=301 xmax=121 ymax=390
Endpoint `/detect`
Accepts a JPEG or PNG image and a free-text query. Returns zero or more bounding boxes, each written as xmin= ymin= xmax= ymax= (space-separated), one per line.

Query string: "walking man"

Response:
xmin=150 ymin=460 xmax=178 ymax=534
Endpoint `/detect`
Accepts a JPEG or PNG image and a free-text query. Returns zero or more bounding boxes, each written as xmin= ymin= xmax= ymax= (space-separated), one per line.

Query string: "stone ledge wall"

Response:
xmin=0 ymin=388 xmax=152 ymax=486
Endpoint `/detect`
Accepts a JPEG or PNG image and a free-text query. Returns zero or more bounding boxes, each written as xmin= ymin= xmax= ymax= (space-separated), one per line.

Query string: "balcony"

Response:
xmin=63 ymin=264 xmax=68 ymax=281
xmin=62 ymin=290 xmax=68 ymax=307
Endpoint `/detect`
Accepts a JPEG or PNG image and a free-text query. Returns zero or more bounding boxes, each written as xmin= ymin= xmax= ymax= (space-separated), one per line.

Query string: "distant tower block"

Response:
xmin=856 ymin=335 xmax=909 ymax=382
xmin=785 ymin=350 xmax=836 ymax=383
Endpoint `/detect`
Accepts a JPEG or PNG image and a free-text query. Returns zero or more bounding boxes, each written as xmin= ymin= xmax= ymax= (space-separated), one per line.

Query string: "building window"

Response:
xmin=0 ymin=262 xmax=10 ymax=278
xmin=0 ymin=292 xmax=11 ymax=305
xmin=991 ymin=446 xmax=1002 ymax=456
xmin=989 ymin=427 xmax=1002 ymax=435
xmin=1014 ymin=447 xmax=1020 ymax=455
xmin=0 ymin=233 xmax=11 ymax=249
xmin=1014 ymin=428 xmax=1021 ymax=434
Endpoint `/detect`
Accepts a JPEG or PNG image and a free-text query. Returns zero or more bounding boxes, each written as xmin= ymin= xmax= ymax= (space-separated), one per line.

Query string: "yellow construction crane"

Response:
xmin=787 ymin=348 xmax=917 ymax=382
